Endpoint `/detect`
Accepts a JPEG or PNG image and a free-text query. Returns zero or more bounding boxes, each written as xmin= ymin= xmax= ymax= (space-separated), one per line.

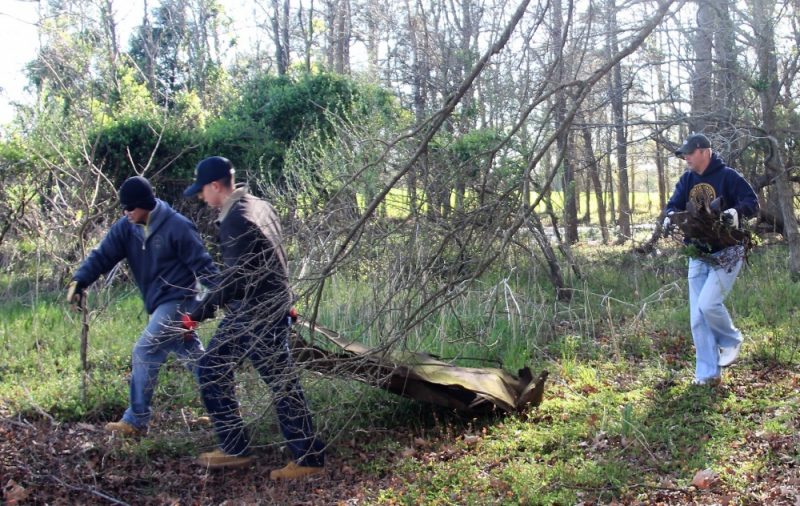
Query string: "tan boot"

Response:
xmin=104 ymin=420 xmax=143 ymax=436
xmin=270 ymin=462 xmax=324 ymax=480
xmin=191 ymin=416 xmax=212 ymax=426
xmin=197 ymin=449 xmax=254 ymax=469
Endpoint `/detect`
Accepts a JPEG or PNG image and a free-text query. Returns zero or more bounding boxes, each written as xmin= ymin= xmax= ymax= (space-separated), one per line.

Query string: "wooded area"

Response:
xmin=2 ymin=0 xmax=800 ymax=503
xmin=1 ymin=0 xmax=798 ymax=303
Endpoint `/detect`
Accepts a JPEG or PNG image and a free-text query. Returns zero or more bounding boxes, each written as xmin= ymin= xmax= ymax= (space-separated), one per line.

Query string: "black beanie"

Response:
xmin=119 ymin=176 xmax=157 ymax=211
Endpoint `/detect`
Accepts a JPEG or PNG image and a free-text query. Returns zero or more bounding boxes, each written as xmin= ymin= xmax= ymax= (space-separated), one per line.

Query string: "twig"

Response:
xmin=22 ymin=388 xmax=55 ymax=424
xmin=40 ymin=473 xmax=130 ymax=506
xmin=80 ymin=294 xmax=90 ymax=403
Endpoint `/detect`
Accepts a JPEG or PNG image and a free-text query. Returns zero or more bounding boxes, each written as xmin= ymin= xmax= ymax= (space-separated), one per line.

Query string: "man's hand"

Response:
xmin=721 ymin=208 xmax=739 ymax=228
xmin=66 ymin=280 xmax=86 ymax=308
xmin=180 ymin=313 xmax=198 ymax=342
xmin=662 ymin=212 xmax=675 ymax=237
xmin=181 ymin=313 xmax=198 ymax=331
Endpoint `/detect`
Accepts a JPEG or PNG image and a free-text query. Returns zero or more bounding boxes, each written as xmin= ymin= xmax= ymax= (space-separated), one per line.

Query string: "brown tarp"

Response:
xmin=291 ymin=321 xmax=548 ymax=414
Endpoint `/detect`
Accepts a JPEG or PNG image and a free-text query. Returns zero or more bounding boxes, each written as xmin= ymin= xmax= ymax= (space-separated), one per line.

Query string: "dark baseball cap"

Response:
xmin=183 ymin=156 xmax=235 ymax=197
xmin=675 ymin=133 xmax=711 ymax=157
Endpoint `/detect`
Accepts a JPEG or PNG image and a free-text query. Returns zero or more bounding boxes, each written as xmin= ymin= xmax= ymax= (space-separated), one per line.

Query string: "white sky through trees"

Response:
xmin=0 ymin=1 xmax=40 ymax=124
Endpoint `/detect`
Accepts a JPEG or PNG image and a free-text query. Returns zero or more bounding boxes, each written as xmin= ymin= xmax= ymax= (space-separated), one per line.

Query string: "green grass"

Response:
xmin=2 ymin=243 xmax=799 ymax=503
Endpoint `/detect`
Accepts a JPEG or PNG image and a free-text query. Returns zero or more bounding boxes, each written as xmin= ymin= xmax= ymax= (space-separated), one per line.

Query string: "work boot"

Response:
xmin=190 ymin=416 xmax=212 ymax=426
xmin=197 ymin=449 xmax=254 ymax=469
xmin=270 ymin=461 xmax=324 ymax=480
xmin=104 ymin=420 xmax=143 ymax=436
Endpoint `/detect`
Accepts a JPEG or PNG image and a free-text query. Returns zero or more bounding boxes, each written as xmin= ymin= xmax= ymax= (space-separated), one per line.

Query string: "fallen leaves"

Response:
xmin=691 ymin=468 xmax=719 ymax=489
xmin=0 ymin=417 xmax=398 ymax=505
xmin=2 ymin=480 xmax=30 ymax=505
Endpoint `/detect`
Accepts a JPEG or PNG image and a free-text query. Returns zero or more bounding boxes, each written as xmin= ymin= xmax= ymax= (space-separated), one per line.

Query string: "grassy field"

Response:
xmin=360 ymin=188 xmax=664 ymax=223
xmin=2 ymin=242 xmax=799 ymax=504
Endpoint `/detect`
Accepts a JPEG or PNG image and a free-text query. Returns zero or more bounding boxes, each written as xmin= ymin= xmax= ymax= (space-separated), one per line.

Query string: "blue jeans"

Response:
xmin=198 ymin=313 xmax=325 ymax=467
xmin=688 ymin=255 xmax=743 ymax=381
xmin=122 ymin=300 xmax=204 ymax=429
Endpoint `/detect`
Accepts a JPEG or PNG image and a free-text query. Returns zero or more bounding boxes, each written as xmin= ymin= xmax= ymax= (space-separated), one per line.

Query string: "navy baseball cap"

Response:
xmin=675 ymin=133 xmax=711 ymax=157
xmin=183 ymin=156 xmax=236 ymax=197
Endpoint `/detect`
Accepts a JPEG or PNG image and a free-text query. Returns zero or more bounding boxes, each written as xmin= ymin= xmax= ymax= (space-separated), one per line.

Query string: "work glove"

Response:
xmin=721 ymin=208 xmax=739 ymax=228
xmin=288 ymin=307 xmax=299 ymax=326
xmin=66 ymin=280 xmax=86 ymax=307
xmin=662 ymin=212 xmax=675 ymax=237
xmin=180 ymin=313 xmax=199 ymax=342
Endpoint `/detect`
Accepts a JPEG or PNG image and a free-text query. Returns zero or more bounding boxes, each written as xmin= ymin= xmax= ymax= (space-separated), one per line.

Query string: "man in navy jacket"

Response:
xmin=67 ymin=176 xmax=217 ymax=435
xmin=184 ymin=156 xmax=325 ymax=478
xmin=663 ymin=134 xmax=759 ymax=386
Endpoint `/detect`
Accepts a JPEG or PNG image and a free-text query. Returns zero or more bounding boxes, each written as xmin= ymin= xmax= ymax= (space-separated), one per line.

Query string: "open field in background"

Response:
xmin=359 ymin=189 xmax=665 ymax=224
xmin=2 ymin=243 xmax=799 ymax=503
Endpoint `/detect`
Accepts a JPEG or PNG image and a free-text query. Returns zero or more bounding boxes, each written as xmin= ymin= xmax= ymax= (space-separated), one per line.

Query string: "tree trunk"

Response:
xmin=690 ymin=0 xmax=714 ymax=134
xmin=334 ymin=0 xmax=351 ymax=73
xmin=552 ymin=0 xmax=578 ymax=244
xmin=655 ymin=143 xmax=667 ymax=211
xmin=752 ymin=0 xmax=800 ymax=279
xmin=713 ymin=0 xmax=738 ymax=138
xmin=605 ymin=122 xmax=616 ymax=225
xmin=524 ymin=170 xmax=570 ymax=301
xmin=298 ymin=0 xmax=315 ymax=73
xmin=100 ymin=0 xmax=120 ymax=95
xmin=406 ymin=0 xmax=427 ymax=216
xmin=607 ymin=0 xmax=631 ymax=243
xmin=581 ymin=120 xmax=609 ymax=243
xmin=272 ymin=0 xmax=290 ymax=75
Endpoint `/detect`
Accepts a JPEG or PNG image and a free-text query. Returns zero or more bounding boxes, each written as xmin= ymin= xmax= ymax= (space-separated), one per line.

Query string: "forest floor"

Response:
xmin=4 ymin=348 xmax=800 ymax=505
xmin=3 ymin=244 xmax=800 ymax=504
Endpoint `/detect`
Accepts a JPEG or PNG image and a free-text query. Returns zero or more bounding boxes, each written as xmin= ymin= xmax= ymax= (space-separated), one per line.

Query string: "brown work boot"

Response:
xmin=104 ymin=420 xmax=143 ymax=436
xmin=270 ymin=461 xmax=324 ymax=480
xmin=197 ymin=449 xmax=254 ymax=469
xmin=190 ymin=416 xmax=212 ymax=426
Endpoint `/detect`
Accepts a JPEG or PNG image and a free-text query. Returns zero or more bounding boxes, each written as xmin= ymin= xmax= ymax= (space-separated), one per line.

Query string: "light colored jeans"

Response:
xmin=121 ymin=300 xmax=204 ymax=429
xmin=688 ymin=255 xmax=743 ymax=381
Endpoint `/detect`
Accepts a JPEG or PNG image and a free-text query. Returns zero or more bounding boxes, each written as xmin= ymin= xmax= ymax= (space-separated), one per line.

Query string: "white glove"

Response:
xmin=662 ymin=212 xmax=674 ymax=236
xmin=722 ymin=208 xmax=739 ymax=228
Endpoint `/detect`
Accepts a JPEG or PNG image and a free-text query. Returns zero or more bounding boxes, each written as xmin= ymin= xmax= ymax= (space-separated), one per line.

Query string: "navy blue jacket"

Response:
xmin=73 ymin=199 xmax=217 ymax=314
xmin=665 ymin=152 xmax=759 ymax=252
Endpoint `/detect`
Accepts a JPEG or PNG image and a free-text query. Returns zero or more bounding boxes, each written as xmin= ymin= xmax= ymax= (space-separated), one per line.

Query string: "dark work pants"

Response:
xmin=198 ymin=313 xmax=325 ymax=466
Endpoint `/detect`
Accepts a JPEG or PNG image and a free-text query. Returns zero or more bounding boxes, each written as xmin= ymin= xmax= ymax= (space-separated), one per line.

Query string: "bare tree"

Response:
xmin=271 ymin=0 xmax=291 ymax=75
xmin=607 ymin=0 xmax=632 ymax=243
xmin=324 ymin=0 xmax=351 ymax=73
xmin=552 ymin=0 xmax=579 ymax=244
xmin=749 ymin=0 xmax=800 ymax=279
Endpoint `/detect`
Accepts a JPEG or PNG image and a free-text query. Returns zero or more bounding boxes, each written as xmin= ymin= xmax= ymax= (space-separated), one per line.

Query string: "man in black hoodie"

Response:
xmin=663 ymin=134 xmax=759 ymax=386
xmin=184 ymin=156 xmax=325 ymax=478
